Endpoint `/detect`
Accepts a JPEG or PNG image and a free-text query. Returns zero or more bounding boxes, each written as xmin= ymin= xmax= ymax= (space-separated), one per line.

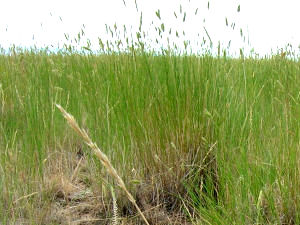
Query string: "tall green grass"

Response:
xmin=1 ymin=48 xmax=299 ymax=224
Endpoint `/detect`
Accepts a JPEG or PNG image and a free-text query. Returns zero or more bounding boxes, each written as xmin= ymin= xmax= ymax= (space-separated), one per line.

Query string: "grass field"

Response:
xmin=0 ymin=44 xmax=300 ymax=224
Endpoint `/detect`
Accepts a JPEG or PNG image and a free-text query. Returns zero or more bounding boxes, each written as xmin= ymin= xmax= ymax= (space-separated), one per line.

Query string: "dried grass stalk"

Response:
xmin=111 ymin=186 xmax=119 ymax=225
xmin=56 ymin=104 xmax=150 ymax=225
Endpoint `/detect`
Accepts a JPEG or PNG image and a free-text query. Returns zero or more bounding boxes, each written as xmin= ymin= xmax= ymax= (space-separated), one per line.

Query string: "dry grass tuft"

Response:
xmin=44 ymin=174 xmax=106 ymax=225
xmin=41 ymin=146 xmax=116 ymax=225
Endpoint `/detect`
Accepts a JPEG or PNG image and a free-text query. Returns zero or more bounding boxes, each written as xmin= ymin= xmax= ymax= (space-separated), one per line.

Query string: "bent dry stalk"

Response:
xmin=55 ymin=104 xmax=150 ymax=225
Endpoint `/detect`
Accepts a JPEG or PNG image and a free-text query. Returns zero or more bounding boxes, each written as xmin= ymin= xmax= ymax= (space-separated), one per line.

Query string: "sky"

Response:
xmin=1 ymin=0 xmax=300 ymax=56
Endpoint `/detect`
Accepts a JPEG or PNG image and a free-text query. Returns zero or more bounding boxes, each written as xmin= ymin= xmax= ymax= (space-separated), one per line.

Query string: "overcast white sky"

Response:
xmin=1 ymin=0 xmax=300 ymax=56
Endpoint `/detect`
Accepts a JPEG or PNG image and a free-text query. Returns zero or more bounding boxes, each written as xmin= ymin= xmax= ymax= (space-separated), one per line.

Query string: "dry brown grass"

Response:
xmin=40 ymin=141 xmax=119 ymax=225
